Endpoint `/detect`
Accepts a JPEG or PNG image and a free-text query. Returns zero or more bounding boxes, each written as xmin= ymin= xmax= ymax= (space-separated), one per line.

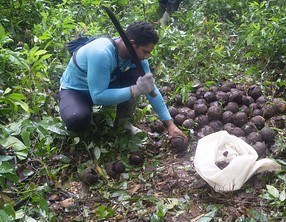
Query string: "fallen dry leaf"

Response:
xmin=59 ymin=198 xmax=75 ymax=208
xmin=48 ymin=194 xmax=61 ymax=201
xmin=129 ymin=184 xmax=141 ymax=195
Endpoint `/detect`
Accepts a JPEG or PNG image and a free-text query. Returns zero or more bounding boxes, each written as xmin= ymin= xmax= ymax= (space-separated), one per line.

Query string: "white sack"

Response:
xmin=194 ymin=131 xmax=281 ymax=191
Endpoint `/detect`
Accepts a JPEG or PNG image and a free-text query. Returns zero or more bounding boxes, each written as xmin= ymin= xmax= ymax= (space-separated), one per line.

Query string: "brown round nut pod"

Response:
xmin=242 ymin=95 xmax=254 ymax=106
xmin=129 ymin=151 xmax=145 ymax=166
xmin=240 ymin=105 xmax=250 ymax=116
xmin=268 ymin=116 xmax=285 ymax=129
xmin=106 ymin=161 xmax=126 ymax=179
xmin=209 ymin=120 xmax=223 ymax=132
xmin=256 ymin=96 xmax=268 ymax=108
xmin=260 ymin=127 xmax=276 ymax=143
xmin=194 ymin=115 xmax=209 ymax=129
xmin=81 ymin=167 xmax=99 ymax=186
xmin=229 ymin=89 xmax=243 ymax=105
xmin=169 ymin=136 xmax=189 ymax=154
xmin=250 ymin=115 xmax=265 ymax=130
xmin=225 ymin=102 xmax=239 ymax=113
xmin=220 ymin=84 xmax=231 ymax=92
xmin=174 ymin=113 xmax=187 ymax=126
xmin=230 ymin=127 xmax=245 ymax=137
xmin=182 ymin=119 xmax=195 ymax=129
xmin=222 ymin=111 xmax=234 ymax=124
xmin=247 ymin=132 xmax=263 ymax=144
xmin=150 ymin=120 xmax=165 ymax=133
xmin=261 ymin=105 xmax=276 ymax=119
xmin=197 ymin=126 xmax=214 ymax=139
xmin=207 ymin=106 xmax=223 ymax=121
xmin=241 ymin=122 xmax=258 ymax=135
xmin=233 ymin=111 xmax=248 ymax=127
xmin=179 ymin=107 xmax=192 ymax=116
xmin=174 ymin=94 xmax=183 ymax=106
xmin=168 ymin=106 xmax=179 ymax=118
xmin=216 ymin=91 xmax=229 ymax=105
xmin=248 ymin=85 xmax=263 ymax=100
xmin=185 ymin=96 xmax=197 ymax=109
xmin=203 ymin=91 xmax=217 ymax=103
xmin=194 ymin=103 xmax=208 ymax=116
xmin=273 ymin=98 xmax=286 ymax=114
xmin=253 ymin=141 xmax=267 ymax=158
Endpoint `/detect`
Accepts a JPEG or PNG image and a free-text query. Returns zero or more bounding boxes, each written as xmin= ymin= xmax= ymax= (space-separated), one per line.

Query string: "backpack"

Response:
xmin=66 ymin=36 xmax=98 ymax=55
xmin=66 ymin=36 xmax=117 ymax=72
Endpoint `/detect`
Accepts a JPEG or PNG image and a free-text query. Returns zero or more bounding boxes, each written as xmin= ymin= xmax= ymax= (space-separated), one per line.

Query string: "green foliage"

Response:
xmin=94 ymin=204 xmax=115 ymax=219
xmin=239 ymin=1 xmax=286 ymax=79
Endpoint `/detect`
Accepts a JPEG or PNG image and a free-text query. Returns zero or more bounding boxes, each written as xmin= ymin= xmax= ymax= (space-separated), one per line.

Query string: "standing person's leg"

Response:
xmin=158 ymin=0 xmax=168 ymax=17
xmin=161 ymin=0 xmax=183 ymax=26
xmin=166 ymin=0 xmax=182 ymax=13
xmin=57 ymin=89 xmax=93 ymax=133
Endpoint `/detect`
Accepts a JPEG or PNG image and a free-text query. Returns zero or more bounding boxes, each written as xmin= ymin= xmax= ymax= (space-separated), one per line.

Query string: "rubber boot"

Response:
xmin=160 ymin=11 xmax=170 ymax=26
xmin=114 ymin=98 xmax=142 ymax=135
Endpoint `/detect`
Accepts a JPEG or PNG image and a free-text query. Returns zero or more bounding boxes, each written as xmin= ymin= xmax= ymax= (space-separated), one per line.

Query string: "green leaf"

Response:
xmin=7 ymin=53 xmax=28 ymax=69
xmin=279 ymin=190 xmax=286 ymax=202
xmin=2 ymin=204 xmax=15 ymax=220
xmin=21 ymin=131 xmax=31 ymax=147
xmin=2 ymin=88 xmax=12 ymax=95
xmin=0 ymin=210 xmax=9 ymax=222
xmin=246 ymin=34 xmax=254 ymax=45
xmin=25 ymin=216 xmax=37 ymax=222
xmin=0 ymin=24 xmax=6 ymax=39
xmin=95 ymin=205 xmax=115 ymax=219
xmin=15 ymin=209 xmax=25 ymax=220
xmin=1 ymin=172 xmax=18 ymax=183
xmin=39 ymin=198 xmax=49 ymax=213
xmin=0 ymin=156 xmax=14 ymax=162
xmin=7 ymin=93 xmax=26 ymax=100
xmin=1 ymin=136 xmax=28 ymax=160
xmin=47 ymin=125 xmax=67 ymax=135
xmin=34 ymin=50 xmax=47 ymax=56
xmin=40 ymin=53 xmax=52 ymax=60
xmin=247 ymin=209 xmax=268 ymax=222
xmin=197 ymin=207 xmax=217 ymax=222
xmin=14 ymin=101 xmax=30 ymax=112
xmin=74 ymin=137 xmax=80 ymax=144
xmin=94 ymin=146 xmax=101 ymax=160
xmin=266 ymin=185 xmax=280 ymax=199
xmin=117 ymin=0 xmax=128 ymax=6
xmin=0 ymin=161 xmax=15 ymax=174
xmin=0 ymin=36 xmax=13 ymax=46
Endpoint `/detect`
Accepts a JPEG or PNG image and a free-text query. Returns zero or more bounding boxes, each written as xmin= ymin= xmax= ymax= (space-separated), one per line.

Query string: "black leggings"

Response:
xmin=57 ymin=68 xmax=141 ymax=132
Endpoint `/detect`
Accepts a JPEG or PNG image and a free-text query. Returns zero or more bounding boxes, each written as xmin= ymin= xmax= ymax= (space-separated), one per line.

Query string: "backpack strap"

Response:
xmin=72 ymin=37 xmax=118 ymax=73
xmin=72 ymin=50 xmax=85 ymax=72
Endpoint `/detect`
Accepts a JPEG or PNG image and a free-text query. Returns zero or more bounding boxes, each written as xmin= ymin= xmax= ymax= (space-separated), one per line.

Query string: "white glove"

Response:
xmin=131 ymin=73 xmax=155 ymax=97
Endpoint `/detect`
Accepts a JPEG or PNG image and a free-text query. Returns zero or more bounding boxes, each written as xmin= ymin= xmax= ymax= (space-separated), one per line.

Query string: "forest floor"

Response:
xmin=44 ymin=122 xmax=279 ymax=222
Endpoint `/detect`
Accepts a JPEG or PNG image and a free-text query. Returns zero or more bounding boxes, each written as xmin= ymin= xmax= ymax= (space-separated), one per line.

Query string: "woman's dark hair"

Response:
xmin=126 ymin=21 xmax=159 ymax=46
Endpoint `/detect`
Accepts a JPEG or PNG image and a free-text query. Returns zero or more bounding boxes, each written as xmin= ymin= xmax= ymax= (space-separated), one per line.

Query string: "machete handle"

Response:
xmin=102 ymin=6 xmax=157 ymax=97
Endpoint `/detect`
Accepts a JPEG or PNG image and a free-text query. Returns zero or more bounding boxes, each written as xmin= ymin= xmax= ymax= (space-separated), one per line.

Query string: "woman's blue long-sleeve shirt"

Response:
xmin=60 ymin=37 xmax=171 ymax=121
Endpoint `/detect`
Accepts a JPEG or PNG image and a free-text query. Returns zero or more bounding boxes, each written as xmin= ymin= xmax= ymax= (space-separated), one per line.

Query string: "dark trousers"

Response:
xmin=159 ymin=0 xmax=183 ymax=14
xmin=57 ymin=68 xmax=141 ymax=133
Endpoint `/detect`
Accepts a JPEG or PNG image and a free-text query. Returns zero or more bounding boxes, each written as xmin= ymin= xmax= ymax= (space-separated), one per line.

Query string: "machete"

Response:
xmin=102 ymin=6 xmax=157 ymax=97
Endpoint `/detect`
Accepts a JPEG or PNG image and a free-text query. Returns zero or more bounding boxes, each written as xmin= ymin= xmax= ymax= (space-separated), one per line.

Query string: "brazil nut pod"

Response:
xmin=169 ymin=136 xmax=189 ymax=154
